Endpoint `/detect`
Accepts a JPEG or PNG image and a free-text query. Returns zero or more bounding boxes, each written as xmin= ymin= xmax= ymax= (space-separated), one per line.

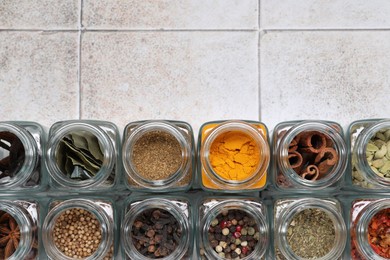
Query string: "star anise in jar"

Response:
xmin=0 ymin=211 xmax=20 ymax=259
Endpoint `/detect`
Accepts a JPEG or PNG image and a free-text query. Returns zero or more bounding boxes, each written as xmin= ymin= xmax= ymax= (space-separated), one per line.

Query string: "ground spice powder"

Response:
xmin=132 ymin=131 xmax=182 ymax=181
xmin=209 ymin=131 xmax=260 ymax=181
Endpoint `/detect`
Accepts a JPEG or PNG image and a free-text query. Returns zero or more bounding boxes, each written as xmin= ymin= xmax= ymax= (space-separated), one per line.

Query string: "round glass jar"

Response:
xmin=0 ymin=200 xmax=38 ymax=259
xmin=122 ymin=120 xmax=194 ymax=192
xmin=350 ymin=199 xmax=390 ymax=260
xmin=121 ymin=197 xmax=191 ymax=260
xmin=0 ymin=122 xmax=42 ymax=190
xmin=198 ymin=198 xmax=269 ymax=260
xmin=199 ymin=120 xmax=270 ymax=192
xmin=42 ymin=199 xmax=114 ymax=260
xmin=274 ymin=120 xmax=347 ymax=191
xmin=274 ymin=198 xmax=346 ymax=260
xmin=46 ymin=120 xmax=118 ymax=190
xmin=350 ymin=119 xmax=390 ymax=189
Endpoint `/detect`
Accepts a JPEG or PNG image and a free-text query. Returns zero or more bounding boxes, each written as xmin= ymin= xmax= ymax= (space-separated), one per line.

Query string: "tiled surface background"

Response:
xmin=1 ymin=0 xmax=390 ymax=135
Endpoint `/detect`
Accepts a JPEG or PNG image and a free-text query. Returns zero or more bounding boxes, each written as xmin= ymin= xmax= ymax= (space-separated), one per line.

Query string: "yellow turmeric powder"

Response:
xmin=209 ymin=131 xmax=261 ymax=181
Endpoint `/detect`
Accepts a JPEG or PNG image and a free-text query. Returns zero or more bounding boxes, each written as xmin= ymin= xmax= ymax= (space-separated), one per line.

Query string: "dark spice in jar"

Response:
xmin=0 ymin=210 xmax=20 ymax=259
xmin=53 ymin=208 xmax=102 ymax=258
xmin=132 ymin=131 xmax=182 ymax=181
xmin=207 ymin=209 xmax=260 ymax=259
xmin=131 ymin=208 xmax=182 ymax=258
xmin=286 ymin=208 xmax=335 ymax=258
xmin=0 ymin=131 xmax=25 ymax=181
xmin=287 ymin=131 xmax=338 ymax=181
xmin=367 ymin=208 xmax=390 ymax=258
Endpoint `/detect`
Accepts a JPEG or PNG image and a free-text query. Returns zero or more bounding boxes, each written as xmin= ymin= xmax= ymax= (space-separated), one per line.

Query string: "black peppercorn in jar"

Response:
xmin=121 ymin=196 xmax=192 ymax=259
xmin=0 ymin=200 xmax=39 ymax=259
xmin=0 ymin=121 xmax=43 ymax=191
xmin=350 ymin=119 xmax=390 ymax=190
xmin=198 ymin=197 xmax=269 ymax=260
xmin=46 ymin=120 xmax=119 ymax=191
xmin=122 ymin=120 xmax=194 ymax=192
xmin=42 ymin=198 xmax=114 ymax=260
xmin=273 ymin=120 xmax=347 ymax=191
xmin=274 ymin=198 xmax=346 ymax=260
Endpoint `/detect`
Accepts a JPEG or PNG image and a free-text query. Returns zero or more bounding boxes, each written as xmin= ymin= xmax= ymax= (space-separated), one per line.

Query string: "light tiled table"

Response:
xmin=1 ymin=0 xmax=390 ymax=135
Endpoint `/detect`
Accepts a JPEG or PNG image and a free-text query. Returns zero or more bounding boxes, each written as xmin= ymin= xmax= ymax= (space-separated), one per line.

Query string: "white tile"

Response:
xmin=81 ymin=32 xmax=259 ymax=134
xmin=0 ymin=0 xmax=80 ymax=29
xmin=260 ymin=31 xmax=390 ymax=130
xmin=0 ymin=32 xmax=79 ymax=127
xmin=261 ymin=0 xmax=390 ymax=29
xmin=83 ymin=0 xmax=258 ymax=30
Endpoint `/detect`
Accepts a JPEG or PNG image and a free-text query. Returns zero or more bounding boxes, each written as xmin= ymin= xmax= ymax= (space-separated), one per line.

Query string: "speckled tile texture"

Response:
xmin=0 ymin=32 xmax=79 ymax=125
xmin=261 ymin=0 xmax=390 ymax=29
xmin=260 ymin=31 xmax=390 ymax=130
xmin=83 ymin=0 xmax=258 ymax=29
xmin=81 ymin=32 xmax=259 ymax=134
xmin=0 ymin=0 xmax=80 ymax=29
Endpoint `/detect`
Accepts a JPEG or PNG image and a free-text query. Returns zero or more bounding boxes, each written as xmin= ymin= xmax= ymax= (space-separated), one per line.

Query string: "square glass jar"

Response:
xmin=272 ymin=120 xmax=347 ymax=192
xmin=120 ymin=194 xmax=194 ymax=260
xmin=42 ymin=197 xmax=116 ymax=259
xmin=198 ymin=120 xmax=270 ymax=193
xmin=122 ymin=120 xmax=195 ymax=193
xmin=0 ymin=121 xmax=45 ymax=192
xmin=273 ymin=197 xmax=346 ymax=260
xmin=196 ymin=195 xmax=269 ymax=260
xmin=45 ymin=120 xmax=121 ymax=192
xmin=0 ymin=198 xmax=39 ymax=259
xmin=349 ymin=118 xmax=390 ymax=190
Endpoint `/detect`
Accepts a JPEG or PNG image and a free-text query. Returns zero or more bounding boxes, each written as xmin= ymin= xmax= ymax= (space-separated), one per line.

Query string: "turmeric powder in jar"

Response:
xmin=199 ymin=120 xmax=270 ymax=192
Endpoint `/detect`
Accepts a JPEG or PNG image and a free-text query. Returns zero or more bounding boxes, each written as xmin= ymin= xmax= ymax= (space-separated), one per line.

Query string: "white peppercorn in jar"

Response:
xmin=121 ymin=196 xmax=192 ymax=259
xmin=0 ymin=199 xmax=39 ymax=259
xmin=0 ymin=121 xmax=44 ymax=191
xmin=46 ymin=120 xmax=119 ymax=191
xmin=122 ymin=120 xmax=194 ymax=192
xmin=350 ymin=119 xmax=390 ymax=190
xmin=42 ymin=198 xmax=114 ymax=260
xmin=274 ymin=198 xmax=346 ymax=260
xmin=198 ymin=197 xmax=269 ymax=260
xmin=273 ymin=120 xmax=347 ymax=191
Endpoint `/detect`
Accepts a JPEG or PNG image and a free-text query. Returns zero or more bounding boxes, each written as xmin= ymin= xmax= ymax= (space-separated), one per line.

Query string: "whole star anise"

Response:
xmin=0 ymin=211 xmax=20 ymax=259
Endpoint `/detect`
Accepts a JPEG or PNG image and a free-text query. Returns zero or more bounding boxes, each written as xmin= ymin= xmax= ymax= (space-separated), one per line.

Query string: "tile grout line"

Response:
xmin=77 ymin=0 xmax=83 ymax=120
xmin=258 ymin=31 xmax=261 ymax=123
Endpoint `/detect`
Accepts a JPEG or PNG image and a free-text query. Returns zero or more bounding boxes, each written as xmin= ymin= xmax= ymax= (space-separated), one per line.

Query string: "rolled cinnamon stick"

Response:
xmin=314 ymin=147 xmax=338 ymax=176
xmin=300 ymin=165 xmax=320 ymax=181
xmin=298 ymin=131 xmax=327 ymax=153
xmin=288 ymin=151 xmax=303 ymax=169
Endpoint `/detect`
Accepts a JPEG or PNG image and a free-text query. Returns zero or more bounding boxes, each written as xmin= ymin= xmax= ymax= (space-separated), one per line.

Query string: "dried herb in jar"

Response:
xmin=56 ymin=131 xmax=110 ymax=181
xmin=132 ymin=131 xmax=182 ymax=181
xmin=0 ymin=210 xmax=20 ymax=259
xmin=0 ymin=131 xmax=25 ymax=182
xmin=53 ymin=208 xmax=102 ymax=258
xmin=288 ymin=131 xmax=338 ymax=181
xmin=207 ymin=209 xmax=260 ymax=259
xmin=367 ymin=208 xmax=390 ymax=258
xmin=286 ymin=208 xmax=335 ymax=258
xmin=131 ymin=209 xmax=182 ymax=258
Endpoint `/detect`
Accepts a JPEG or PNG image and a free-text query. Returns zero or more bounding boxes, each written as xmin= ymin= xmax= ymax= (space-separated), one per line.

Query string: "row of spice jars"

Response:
xmin=2 ymin=118 xmax=390 ymax=193
xmin=4 ymin=193 xmax=390 ymax=260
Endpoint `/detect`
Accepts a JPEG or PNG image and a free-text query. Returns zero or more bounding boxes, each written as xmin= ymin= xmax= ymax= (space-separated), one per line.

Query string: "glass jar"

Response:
xmin=274 ymin=198 xmax=346 ymax=260
xmin=350 ymin=198 xmax=390 ymax=260
xmin=197 ymin=197 xmax=269 ymax=260
xmin=350 ymin=119 xmax=390 ymax=190
xmin=122 ymin=120 xmax=194 ymax=192
xmin=0 ymin=199 xmax=39 ymax=259
xmin=273 ymin=120 xmax=347 ymax=191
xmin=198 ymin=120 xmax=270 ymax=192
xmin=121 ymin=196 xmax=192 ymax=259
xmin=0 ymin=121 xmax=44 ymax=191
xmin=45 ymin=120 xmax=119 ymax=191
xmin=42 ymin=198 xmax=114 ymax=260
